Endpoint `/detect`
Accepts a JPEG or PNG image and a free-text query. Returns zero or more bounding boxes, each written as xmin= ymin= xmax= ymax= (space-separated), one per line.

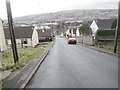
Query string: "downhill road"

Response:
xmin=26 ymin=36 xmax=118 ymax=88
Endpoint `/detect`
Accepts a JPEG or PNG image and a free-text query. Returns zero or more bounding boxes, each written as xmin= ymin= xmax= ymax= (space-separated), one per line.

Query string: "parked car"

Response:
xmin=68 ymin=38 xmax=77 ymax=44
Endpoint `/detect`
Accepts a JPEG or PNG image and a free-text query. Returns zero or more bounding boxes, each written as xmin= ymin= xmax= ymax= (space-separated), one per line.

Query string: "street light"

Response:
xmin=6 ymin=0 xmax=19 ymax=63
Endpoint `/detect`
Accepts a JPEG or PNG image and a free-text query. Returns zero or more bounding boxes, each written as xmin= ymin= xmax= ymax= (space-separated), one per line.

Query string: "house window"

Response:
xmin=23 ymin=39 xmax=28 ymax=44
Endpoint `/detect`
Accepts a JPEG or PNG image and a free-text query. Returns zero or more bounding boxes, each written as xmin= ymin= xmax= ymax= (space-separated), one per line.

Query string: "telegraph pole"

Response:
xmin=6 ymin=0 xmax=19 ymax=63
xmin=114 ymin=1 xmax=120 ymax=53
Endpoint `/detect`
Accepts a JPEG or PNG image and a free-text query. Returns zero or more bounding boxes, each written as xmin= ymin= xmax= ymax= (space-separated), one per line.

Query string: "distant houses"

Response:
xmin=1 ymin=19 xmax=117 ymax=51
xmin=37 ymin=26 xmax=53 ymax=42
xmin=65 ymin=19 xmax=117 ymax=45
xmin=2 ymin=24 xmax=54 ymax=51
xmin=65 ymin=26 xmax=80 ymax=38
xmin=0 ymin=18 xmax=7 ymax=51
xmin=4 ymin=26 xmax=39 ymax=49
xmin=90 ymin=19 xmax=116 ymax=36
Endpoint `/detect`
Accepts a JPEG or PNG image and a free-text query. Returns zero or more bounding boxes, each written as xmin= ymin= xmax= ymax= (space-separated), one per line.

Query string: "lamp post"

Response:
xmin=81 ymin=34 xmax=83 ymax=44
xmin=6 ymin=0 xmax=19 ymax=63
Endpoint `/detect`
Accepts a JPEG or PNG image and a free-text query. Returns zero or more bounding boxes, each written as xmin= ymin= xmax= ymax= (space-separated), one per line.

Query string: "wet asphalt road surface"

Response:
xmin=26 ymin=36 xmax=118 ymax=88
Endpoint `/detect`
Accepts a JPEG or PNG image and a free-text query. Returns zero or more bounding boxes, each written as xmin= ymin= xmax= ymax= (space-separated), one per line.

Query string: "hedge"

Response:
xmin=111 ymin=19 xmax=117 ymax=29
xmin=96 ymin=29 xmax=116 ymax=36
xmin=95 ymin=29 xmax=120 ymax=41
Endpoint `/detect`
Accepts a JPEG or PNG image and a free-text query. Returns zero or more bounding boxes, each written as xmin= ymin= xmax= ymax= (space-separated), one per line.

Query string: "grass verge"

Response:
xmin=95 ymin=41 xmax=120 ymax=53
xmin=2 ymin=42 xmax=51 ymax=71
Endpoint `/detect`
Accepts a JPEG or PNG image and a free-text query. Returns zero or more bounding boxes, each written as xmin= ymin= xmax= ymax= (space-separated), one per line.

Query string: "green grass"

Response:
xmin=96 ymin=41 xmax=120 ymax=53
xmin=2 ymin=42 xmax=51 ymax=71
xmin=96 ymin=42 xmax=113 ymax=50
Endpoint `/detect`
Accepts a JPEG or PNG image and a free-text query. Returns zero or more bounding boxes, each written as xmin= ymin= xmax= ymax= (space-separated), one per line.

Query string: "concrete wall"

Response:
xmin=7 ymin=39 xmax=22 ymax=48
xmin=6 ymin=38 xmax=33 ymax=49
xmin=0 ymin=19 xmax=7 ymax=51
xmin=16 ymin=39 xmax=22 ymax=48
xmin=76 ymin=35 xmax=94 ymax=45
xmin=5 ymin=28 xmax=39 ymax=49
xmin=32 ymin=28 xmax=39 ymax=47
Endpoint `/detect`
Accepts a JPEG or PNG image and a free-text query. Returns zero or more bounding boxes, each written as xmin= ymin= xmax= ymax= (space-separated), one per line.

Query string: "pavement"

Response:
xmin=1 ymin=36 xmax=119 ymax=89
xmin=26 ymin=36 xmax=118 ymax=88
xmin=78 ymin=43 xmax=119 ymax=57
xmin=2 ymin=42 xmax=54 ymax=89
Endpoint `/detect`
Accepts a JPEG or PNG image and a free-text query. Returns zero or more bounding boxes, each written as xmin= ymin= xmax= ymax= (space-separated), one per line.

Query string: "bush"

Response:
xmin=111 ymin=19 xmax=117 ymax=29
xmin=96 ymin=29 xmax=116 ymax=36
xmin=2 ymin=42 xmax=51 ymax=70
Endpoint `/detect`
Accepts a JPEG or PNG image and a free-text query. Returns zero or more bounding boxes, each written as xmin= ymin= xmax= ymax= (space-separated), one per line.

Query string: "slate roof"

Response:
xmin=37 ymin=29 xmax=52 ymax=37
xmin=0 ymin=18 xmax=3 ymax=23
xmin=96 ymin=19 xmax=116 ymax=29
xmin=4 ymin=26 xmax=34 ymax=39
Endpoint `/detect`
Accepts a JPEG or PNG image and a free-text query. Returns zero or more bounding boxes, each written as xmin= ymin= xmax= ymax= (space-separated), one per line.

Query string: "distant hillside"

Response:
xmin=4 ymin=9 xmax=118 ymax=23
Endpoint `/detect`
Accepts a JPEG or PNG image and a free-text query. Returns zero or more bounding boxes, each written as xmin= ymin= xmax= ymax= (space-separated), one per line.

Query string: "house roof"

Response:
xmin=96 ymin=19 xmax=116 ymax=29
xmin=37 ymin=29 xmax=52 ymax=37
xmin=68 ymin=26 xmax=78 ymax=29
xmin=4 ymin=26 xmax=34 ymax=39
xmin=0 ymin=18 xmax=3 ymax=23
xmin=38 ymin=26 xmax=51 ymax=30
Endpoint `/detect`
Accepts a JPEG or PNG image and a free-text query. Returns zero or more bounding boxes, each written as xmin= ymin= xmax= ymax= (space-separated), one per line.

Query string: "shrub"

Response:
xmin=96 ymin=29 xmax=116 ymax=36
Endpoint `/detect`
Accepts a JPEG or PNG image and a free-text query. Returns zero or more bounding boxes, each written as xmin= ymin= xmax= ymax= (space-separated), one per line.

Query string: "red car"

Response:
xmin=68 ymin=38 xmax=77 ymax=44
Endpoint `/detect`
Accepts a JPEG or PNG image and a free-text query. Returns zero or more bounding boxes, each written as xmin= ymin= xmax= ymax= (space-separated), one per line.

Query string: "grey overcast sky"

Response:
xmin=0 ymin=0 xmax=119 ymax=19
